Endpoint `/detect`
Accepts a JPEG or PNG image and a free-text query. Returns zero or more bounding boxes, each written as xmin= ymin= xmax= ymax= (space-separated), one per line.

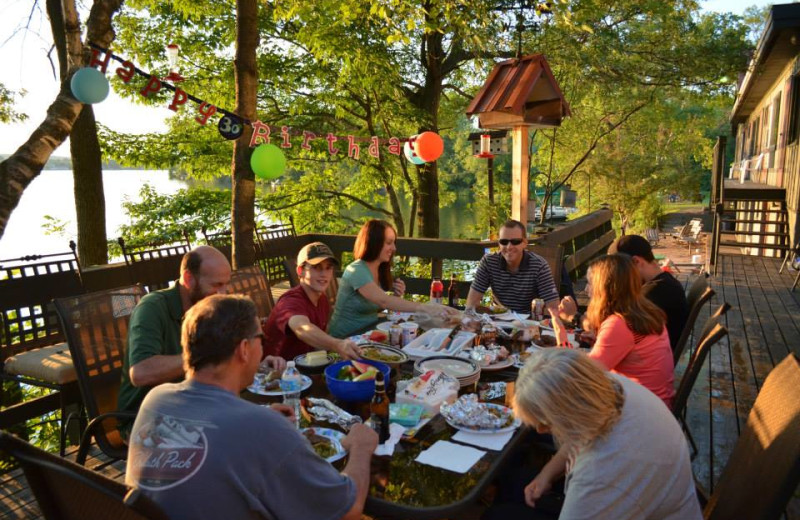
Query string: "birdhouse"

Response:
xmin=466 ymin=54 xmax=571 ymax=129
xmin=468 ymin=130 xmax=508 ymax=157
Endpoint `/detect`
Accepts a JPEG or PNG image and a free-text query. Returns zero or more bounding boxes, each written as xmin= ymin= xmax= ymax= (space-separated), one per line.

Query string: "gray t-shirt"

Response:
xmin=125 ymin=380 xmax=356 ymax=520
xmin=560 ymin=375 xmax=702 ymax=520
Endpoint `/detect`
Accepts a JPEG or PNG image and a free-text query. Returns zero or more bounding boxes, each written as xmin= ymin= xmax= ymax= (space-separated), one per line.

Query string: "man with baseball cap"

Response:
xmin=263 ymin=242 xmax=361 ymax=360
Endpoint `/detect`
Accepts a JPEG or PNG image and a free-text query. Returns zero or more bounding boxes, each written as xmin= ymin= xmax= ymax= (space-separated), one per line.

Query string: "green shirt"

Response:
xmin=328 ymin=260 xmax=380 ymax=338
xmin=117 ymin=283 xmax=184 ymax=430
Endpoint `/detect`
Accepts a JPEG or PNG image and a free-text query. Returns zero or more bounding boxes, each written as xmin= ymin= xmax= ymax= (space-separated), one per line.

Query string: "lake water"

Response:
xmin=0 ymin=169 xmax=482 ymax=260
xmin=0 ymin=170 xmax=187 ymax=259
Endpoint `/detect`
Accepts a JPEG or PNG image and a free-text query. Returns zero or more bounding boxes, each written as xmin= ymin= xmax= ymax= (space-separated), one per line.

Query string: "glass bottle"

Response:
xmin=370 ymin=372 xmax=390 ymax=443
xmin=447 ymin=273 xmax=459 ymax=308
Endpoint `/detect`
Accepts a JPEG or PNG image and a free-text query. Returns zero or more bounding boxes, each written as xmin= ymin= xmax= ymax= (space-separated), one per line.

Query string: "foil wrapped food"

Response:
xmin=306 ymin=397 xmax=362 ymax=430
xmin=440 ymin=394 xmax=508 ymax=430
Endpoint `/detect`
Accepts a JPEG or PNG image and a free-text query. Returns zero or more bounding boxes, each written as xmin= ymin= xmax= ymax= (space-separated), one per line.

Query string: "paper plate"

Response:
xmin=301 ymin=427 xmax=347 ymax=463
xmin=247 ymin=374 xmax=312 ymax=396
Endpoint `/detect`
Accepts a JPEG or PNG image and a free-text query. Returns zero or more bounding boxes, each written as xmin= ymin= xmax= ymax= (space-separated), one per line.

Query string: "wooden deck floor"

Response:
xmin=2 ymin=253 xmax=799 ymax=519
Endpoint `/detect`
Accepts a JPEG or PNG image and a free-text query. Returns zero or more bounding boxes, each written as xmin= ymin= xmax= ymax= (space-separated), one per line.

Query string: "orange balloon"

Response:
xmin=413 ymin=131 xmax=444 ymax=162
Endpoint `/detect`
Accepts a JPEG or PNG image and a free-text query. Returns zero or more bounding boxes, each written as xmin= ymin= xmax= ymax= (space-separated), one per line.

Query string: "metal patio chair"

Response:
xmin=118 ymin=234 xmax=191 ymax=292
xmin=673 ymin=275 xmax=715 ymax=365
xmin=229 ymin=265 xmax=275 ymax=318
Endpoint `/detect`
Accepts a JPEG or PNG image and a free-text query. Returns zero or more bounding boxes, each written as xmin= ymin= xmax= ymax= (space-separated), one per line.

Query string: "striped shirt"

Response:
xmin=471 ymin=251 xmax=559 ymax=314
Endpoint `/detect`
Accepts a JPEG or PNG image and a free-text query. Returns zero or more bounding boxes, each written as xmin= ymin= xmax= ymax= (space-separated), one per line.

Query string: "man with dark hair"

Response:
xmin=118 ymin=246 xmax=282 ymax=431
xmin=126 ymin=295 xmax=378 ymax=520
xmin=263 ymin=242 xmax=361 ymax=360
xmin=465 ymin=219 xmax=569 ymax=346
xmin=606 ymin=235 xmax=689 ymax=351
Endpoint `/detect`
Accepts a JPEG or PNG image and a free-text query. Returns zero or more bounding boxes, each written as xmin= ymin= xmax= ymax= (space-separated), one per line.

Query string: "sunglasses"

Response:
xmin=250 ymin=332 xmax=265 ymax=342
xmin=498 ymin=238 xmax=524 ymax=246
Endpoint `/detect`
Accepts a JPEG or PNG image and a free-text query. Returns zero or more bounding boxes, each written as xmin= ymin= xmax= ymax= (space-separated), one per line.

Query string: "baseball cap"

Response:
xmin=607 ymin=235 xmax=655 ymax=262
xmin=297 ymin=242 xmax=339 ymax=266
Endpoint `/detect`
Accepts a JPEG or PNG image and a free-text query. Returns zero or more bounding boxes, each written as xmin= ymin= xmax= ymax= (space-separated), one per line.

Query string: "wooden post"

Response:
xmin=511 ymin=126 xmax=529 ymax=224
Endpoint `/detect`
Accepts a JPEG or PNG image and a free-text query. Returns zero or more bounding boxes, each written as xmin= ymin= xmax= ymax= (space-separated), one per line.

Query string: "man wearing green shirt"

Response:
xmin=118 ymin=246 xmax=233 ymax=432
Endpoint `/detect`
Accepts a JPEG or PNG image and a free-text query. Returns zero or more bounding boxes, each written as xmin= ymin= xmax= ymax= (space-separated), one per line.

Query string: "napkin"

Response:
xmin=374 ymin=423 xmax=405 ymax=456
xmin=415 ymin=440 xmax=485 ymax=473
xmin=452 ymin=430 xmax=514 ymax=451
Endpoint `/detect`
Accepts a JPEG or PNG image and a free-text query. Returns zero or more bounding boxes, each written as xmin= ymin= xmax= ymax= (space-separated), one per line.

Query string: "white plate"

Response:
xmin=444 ymin=403 xmax=521 ymax=434
xmin=247 ymin=374 xmax=312 ymax=396
xmin=301 ymin=427 xmax=347 ymax=463
xmin=402 ymin=328 xmax=476 ymax=358
xmin=478 ymin=357 xmax=515 ymax=372
xmin=494 ymin=319 xmax=553 ymax=331
xmin=376 ymin=322 xmax=394 ymax=332
xmin=415 ymin=356 xmax=480 ymax=379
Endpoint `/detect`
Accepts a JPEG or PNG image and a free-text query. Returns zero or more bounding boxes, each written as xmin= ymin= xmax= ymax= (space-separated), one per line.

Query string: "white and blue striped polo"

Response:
xmin=470 ymin=251 xmax=559 ymax=314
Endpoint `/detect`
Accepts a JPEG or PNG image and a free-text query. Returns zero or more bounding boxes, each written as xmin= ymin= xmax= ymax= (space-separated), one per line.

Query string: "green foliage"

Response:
xmin=0 ymin=83 xmax=27 ymax=123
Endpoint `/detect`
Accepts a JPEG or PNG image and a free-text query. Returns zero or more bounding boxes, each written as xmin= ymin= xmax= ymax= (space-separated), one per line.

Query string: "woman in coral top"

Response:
xmin=584 ymin=254 xmax=675 ymax=407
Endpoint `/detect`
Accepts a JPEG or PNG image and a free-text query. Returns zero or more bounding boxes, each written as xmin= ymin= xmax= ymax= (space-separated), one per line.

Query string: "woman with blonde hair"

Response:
xmin=328 ymin=219 xmax=456 ymax=338
xmin=508 ymin=348 xmax=700 ymax=520
xmin=583 ymin=254 xmax=674 ymax=406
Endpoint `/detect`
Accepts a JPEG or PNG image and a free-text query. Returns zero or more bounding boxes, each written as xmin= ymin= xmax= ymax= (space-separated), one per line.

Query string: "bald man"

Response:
xmin=118 ymin=246 xmax=235 ymax=433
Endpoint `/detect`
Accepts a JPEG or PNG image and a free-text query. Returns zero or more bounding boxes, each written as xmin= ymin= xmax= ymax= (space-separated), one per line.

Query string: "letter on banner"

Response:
xmin=89 ymin=48 xmax=111 ymax=73
xmin=280 ymin=126 xmax=292 ymax=148
xmin=326 ymin=133 xmax=339 ymax=155
xmin=168 ymin=89 xmax=188 ymax=112
xmin=347 ymin=135 xmax=360 ymax=160
xmin=301 ymin=131 xmax=316 ymax=150
xmin=249 ymin=121 xmax=272 ymax=146
xmin=195 ymin=102 xmax=217 ymax=125
xmin=139 ymin=76 xmax=162 ymax=98
xmin=387 ymin=137 xmax=401 ymax=156
xmin=116 ymin=61 xmax=135 ymax=83
xmin=368 ymin=136 xmax=380 ymax=158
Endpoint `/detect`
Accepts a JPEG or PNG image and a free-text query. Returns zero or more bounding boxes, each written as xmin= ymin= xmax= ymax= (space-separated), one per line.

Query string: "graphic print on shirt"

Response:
xmin=128 ymin=412 xmax=211 ymax=491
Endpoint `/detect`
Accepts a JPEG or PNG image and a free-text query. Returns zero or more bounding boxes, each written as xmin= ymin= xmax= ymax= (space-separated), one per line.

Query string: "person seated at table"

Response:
xmin=495 ymin=348 xmax=701 ymax=520
xmin=263 ymin=241 xmax=361 ymax=360
xmin=583 ymin=254 xmax=674 ymax=407
xmin=126 ymin=294 xmax=378 ymax=520
xmin=465 ymin=219 xmax=568 ymax=346
xmin=328 ymin=219 xmax=458 ymax=338
xmin=608 ymin=234 xmax=689 ymax=353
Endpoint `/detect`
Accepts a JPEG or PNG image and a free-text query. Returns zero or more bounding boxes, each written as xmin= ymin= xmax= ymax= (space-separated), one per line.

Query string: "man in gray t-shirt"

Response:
xmin=126 ymin=294 xmax=377 ymax=520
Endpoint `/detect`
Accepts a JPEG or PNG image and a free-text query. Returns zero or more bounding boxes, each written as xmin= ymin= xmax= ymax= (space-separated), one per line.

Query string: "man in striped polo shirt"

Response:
xmin=465 ymin=220 xmax=568 ymax=346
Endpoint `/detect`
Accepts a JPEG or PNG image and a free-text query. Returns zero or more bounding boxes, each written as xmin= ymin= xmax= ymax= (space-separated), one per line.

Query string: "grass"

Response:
xmin=662 ymin=201 xmax=705 ymax=214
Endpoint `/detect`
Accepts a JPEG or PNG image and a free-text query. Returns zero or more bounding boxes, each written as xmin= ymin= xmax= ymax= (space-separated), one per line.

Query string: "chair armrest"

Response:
xmin=77 ymin=411 xmax=137 ymax=465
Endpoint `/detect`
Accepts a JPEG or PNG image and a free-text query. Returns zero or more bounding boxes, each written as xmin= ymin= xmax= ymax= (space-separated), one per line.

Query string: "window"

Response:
xmin=769 ymin=93 xmax=781 ymax=168
xmin=788 ymin=74 xmax=800 ymax=143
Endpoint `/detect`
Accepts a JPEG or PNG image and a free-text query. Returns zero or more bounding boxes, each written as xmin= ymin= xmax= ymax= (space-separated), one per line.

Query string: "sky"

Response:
xmin=0 ymin=0 xmax=781 ymax=156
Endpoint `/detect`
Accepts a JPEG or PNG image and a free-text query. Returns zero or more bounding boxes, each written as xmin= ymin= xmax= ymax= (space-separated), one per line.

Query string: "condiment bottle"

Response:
xmin=370 ymin=372 xmax=390 ymax=443
xmin=430 ymin=278 xmax=444 ymax=304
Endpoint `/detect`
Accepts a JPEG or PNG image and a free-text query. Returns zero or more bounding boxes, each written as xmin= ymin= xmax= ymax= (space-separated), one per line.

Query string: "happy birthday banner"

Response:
xmin=80 ymin=44 xmax=443 ymax=174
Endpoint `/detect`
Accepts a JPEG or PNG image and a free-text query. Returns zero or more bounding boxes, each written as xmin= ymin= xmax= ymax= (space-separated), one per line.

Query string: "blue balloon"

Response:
xmin=70 ymin=67 xmax=110 ymax=104
xmin=403 ymin=141 xmax=425 ymax=165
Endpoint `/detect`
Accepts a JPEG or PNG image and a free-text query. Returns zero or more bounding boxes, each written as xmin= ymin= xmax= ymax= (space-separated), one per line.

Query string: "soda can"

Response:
xmin=532 ymin=299 xmax=545 ymax=320
xmin=389 ymin=324 xmax=403 ymax=347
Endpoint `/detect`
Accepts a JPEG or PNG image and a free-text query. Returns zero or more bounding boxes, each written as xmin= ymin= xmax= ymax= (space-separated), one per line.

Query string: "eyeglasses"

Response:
xmin=498 ymin=238 xmax=524 ymax=246
xmin=249 ymin=332 xmax=265 ymax=342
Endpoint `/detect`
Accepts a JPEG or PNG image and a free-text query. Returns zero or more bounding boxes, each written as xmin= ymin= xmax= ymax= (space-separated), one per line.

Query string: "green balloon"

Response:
xmin=250 ymin=143 xmax=286 ymax=180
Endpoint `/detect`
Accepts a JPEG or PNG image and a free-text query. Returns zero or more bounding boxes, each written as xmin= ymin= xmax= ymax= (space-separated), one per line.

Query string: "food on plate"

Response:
xmin=540 ymin=318 xmax=552 ymax=328
xmin=360 ymin=346 xmax=403 ymax=363
xmin=396 ymin=370 xmax=459 ymax=415
xmin=368 ymin=330 xmax=389 ymax=343
xmin=488 ymin=305 xmax=508 ymax=315
xmin=335 ymin=361 xmax=379 ymax=382
xmin=470 ymin=345 xmax=509 ymax=367
xmin=535 ymin=335 xmax=558 ymax=347
xmin=298 ymin=350 xmax=330 ymax=367
xmin=254 ymin=370 xmax=281 ymax=390
xmin=302 ymin=429 xmax=339 ymax=459
xmin=511 ymin=324 xmax=540 ymax=343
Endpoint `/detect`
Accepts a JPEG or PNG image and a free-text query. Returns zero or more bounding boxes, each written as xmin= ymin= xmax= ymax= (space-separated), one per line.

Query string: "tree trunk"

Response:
xmin=48 ymin=0 xmax=108 ymax=266
xmin=231 ymin=0 xmax=259 ymax=269
xmin=384 ymin=183 xmax=405 ymax=237
xmin=0 ymin=0 xmax=121 ymax=241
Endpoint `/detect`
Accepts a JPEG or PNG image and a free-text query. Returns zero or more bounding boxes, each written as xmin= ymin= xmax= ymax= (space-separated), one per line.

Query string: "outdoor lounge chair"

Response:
xmin=201 ymin=226 xmax=232 ymax=261
xmin=54 ymin=286 xmax=145 ymax=466
xmin=700 ymin=353 xmax=800 ymax=520
xmin=645 ymin=227 xmax=660 ymax=246
xmin=229 ymin=265 xmax=275 ymax=317
xmin=0 ymin=243 xmax=85 ymax=455
xmin=255 ymin=222 xmax=297 ymax=287
xmin=0 ymin=431 xmax=169 ymax=520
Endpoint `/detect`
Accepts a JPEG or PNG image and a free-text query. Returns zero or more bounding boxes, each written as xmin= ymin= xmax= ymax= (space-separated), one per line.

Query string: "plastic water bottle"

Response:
xmin=281 ymin=361 xmax=302 ymax=428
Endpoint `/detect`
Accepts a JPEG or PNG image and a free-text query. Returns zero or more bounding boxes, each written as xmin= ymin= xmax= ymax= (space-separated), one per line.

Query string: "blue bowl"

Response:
xmin=325 ymin=360 xmax=391 ymax=402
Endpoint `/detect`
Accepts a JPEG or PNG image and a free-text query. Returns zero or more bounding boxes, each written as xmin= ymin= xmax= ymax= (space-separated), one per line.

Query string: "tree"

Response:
xmin=0 ymin=0 xmax=122 ymax=241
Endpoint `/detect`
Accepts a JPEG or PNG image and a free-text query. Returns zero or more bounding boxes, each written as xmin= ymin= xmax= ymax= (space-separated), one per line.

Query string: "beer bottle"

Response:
xmin=370 ymin=372 xmax=390 ymax=443
xmin=447 ymin=273 xmax=459 ymax=308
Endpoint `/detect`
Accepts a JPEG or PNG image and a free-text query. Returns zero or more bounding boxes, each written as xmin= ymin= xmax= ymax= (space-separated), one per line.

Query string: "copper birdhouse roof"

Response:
xmin=466 ymin=54 xmax=571 ymax=129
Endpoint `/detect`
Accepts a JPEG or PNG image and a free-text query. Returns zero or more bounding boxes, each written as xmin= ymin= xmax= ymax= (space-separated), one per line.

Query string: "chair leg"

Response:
xmin=792 ymin=270 xmax=800 ymax=292
xmin=681 ymin=416 xmax=698 ymax=460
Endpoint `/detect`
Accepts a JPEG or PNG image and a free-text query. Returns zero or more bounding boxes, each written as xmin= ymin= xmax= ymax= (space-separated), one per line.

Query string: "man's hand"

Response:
xmin=269 ymin=403 xmax=296 ymax=423
xmin=558 ymin=296 xmax=578 ymax=322
xmin=524 ymin=471 xmax=554 ymax=508
xmin=262 ymin=355 xmax=287 ymax=373
xmin=342 ymin=423 xmax=379 ymax=454
xmin=392 ymin=278 xmax=406 ymax=297
xmin=336 ymin=339 xmax=362 ymax=360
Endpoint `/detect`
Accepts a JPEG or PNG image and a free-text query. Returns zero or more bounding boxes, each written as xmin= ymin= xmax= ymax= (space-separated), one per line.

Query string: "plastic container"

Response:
xmin=389 ymin=403 xmax=424 ymax=427
xmin=325 ymin=360 xmax=391 ymax=402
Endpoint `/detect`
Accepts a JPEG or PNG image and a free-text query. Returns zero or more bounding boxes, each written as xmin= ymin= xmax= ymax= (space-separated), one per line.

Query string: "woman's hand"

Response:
xmin=392 ymin=278 xmax=406 ymax=297
xmin=524 ymin=471 xmax=554 ymax=508
xmin=422 ymin=302 xmax=460 ymax=317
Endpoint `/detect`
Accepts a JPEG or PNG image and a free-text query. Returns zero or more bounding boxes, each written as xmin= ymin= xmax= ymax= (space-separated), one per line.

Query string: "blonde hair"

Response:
xmin=585 ymin=254 xmax=664 ymax=336
xmin=514 ymin=349 xmax=624 ymax=454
